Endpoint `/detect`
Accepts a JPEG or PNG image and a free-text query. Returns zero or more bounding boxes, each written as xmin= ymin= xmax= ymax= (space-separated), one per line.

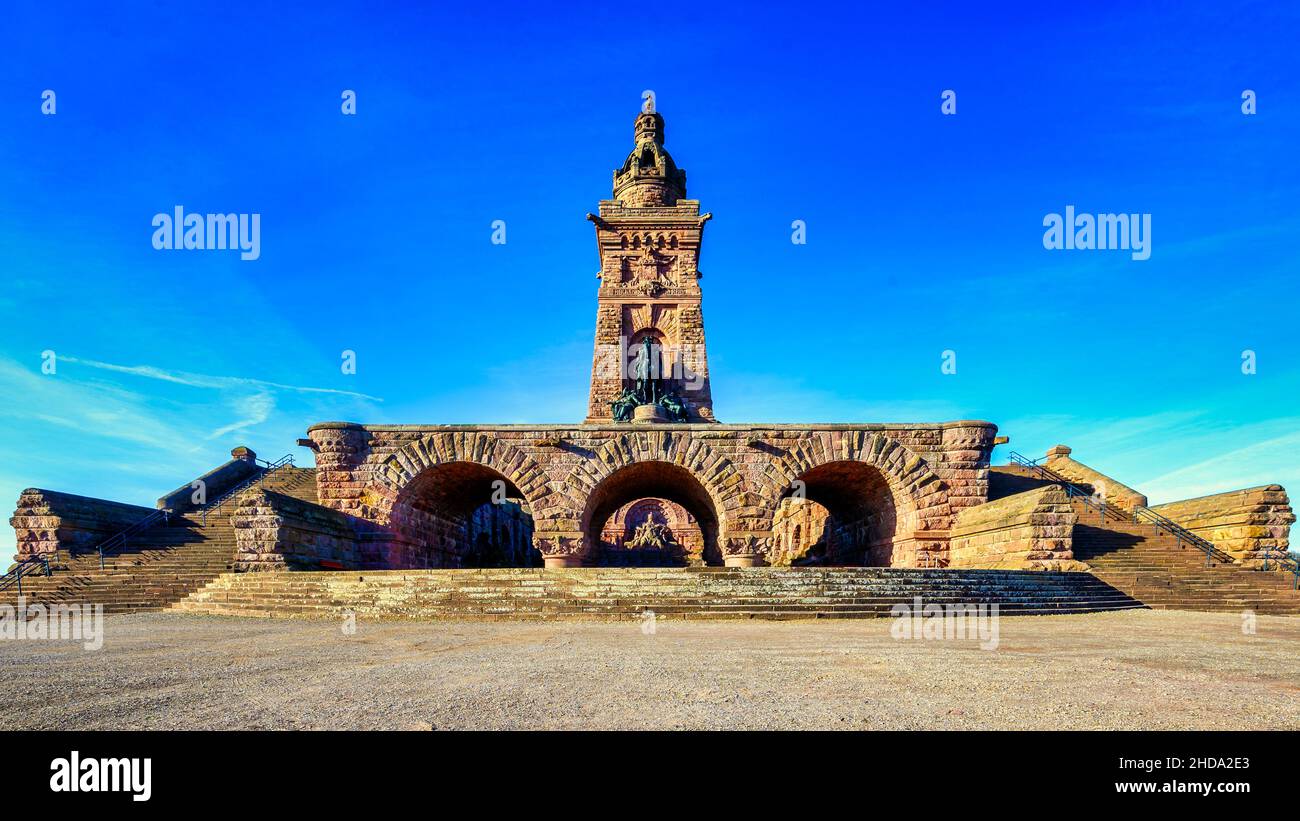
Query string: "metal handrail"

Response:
xmin=92 ymin=508 xmax=172 ymax=569
xmin=92 ymin=454 xmax=295 ymax=569
xmin=0 ymin=552 xmax=53 ymax=596
xmin=1129 ymin=505 xmax=1234 ymax=565
xmin=1008 ymin=452 xmax=1135 ymax=525
xmin=1008 ymin=451 xmax=1227 ymax=567
xmin=200 ymin=455 xmax=294 ymax=525
xmin=1259 ymin=549 xmax=1300 ymax=589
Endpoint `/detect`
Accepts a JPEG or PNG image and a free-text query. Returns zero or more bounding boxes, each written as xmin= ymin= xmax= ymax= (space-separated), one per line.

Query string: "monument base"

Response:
xmin=631 ymin=403 xmax=667 ymax=424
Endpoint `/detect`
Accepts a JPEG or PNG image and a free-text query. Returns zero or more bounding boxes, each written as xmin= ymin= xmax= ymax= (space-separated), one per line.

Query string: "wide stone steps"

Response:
xmin=0 ymin=467 xmax=318 ymax=613
xmin=1067 ymin=498 xmax=1300 ymax=614
xmin=171 ymin=567 xmax=1145 ymax=620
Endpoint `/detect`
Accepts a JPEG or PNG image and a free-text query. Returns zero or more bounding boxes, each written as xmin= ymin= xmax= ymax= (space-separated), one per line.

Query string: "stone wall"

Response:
xmin=1043 ymin=445 xmax=1148 ymax=510
xmin=306 ymin=420 xmax=998 ymax=568
xmin=466 ymin=501 xmax=539 ymax=567
xmin=231 ymin=489 xmax=363 ymax=572
xmin=948 ymin=485 xmax=1080 ymax=570
xmin=769 ymin=497 xmax=830 ymax=566
xmin=9 ymin=489 xmax=156 ymax=561
xmin=1150 ymin=485 xmax=1294 ymax=565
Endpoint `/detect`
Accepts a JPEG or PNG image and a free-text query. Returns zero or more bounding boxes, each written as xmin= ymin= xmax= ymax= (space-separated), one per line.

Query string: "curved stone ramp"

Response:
xmin=170 ymin=567 xmax=1145 ymax=620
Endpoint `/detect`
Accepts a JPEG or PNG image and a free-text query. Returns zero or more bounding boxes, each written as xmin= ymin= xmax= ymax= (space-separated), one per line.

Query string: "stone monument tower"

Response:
xmin=584 ymin=107 xmax=716 ymax=423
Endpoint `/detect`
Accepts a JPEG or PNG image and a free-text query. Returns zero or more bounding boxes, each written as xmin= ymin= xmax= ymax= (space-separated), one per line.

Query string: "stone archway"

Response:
xmin=562 ymin=432 xmax=743 ymax=567
xmin=373 ymin=432 xmax=555 ymax=517
xmin=598 ymin=497 xmax=705 ymax=566
xmin=755 ymin=432 xmax=948 ymax=567
xmin=579 ymin=460 xmax=724 ymax=567
xmin=370 ymin=433 xmax=558 ymax=568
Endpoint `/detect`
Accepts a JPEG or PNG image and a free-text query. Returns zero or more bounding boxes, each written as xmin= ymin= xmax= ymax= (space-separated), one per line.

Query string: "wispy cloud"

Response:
xmin=208 ymin=390 xmax=276 ymax=439
xmin=998 ymin=409 xmax=1300 ymax=505
xmin=0 ymin=353 xmax=388 ymax=557
xmin=1140 ymin=429 xmax=1300 ymax=503
xmin=56 ymin=355 xmax=383 ymax=401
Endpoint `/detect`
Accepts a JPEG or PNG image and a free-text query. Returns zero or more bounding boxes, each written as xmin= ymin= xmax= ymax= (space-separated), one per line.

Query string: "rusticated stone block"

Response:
xmin=1150 ymin=485 xmax=1295 ymax=565
xmin=9 ymin=489 xmax=156 ymax=561
xmin=948 ymin=485 xmax=1080 ymax=570
xmin=231 ymin=489 xmax=367 ymax=572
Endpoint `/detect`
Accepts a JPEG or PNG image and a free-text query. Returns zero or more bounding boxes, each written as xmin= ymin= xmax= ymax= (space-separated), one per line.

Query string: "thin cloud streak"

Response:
xmin=57 ymin=355 xmax=384 ymax=402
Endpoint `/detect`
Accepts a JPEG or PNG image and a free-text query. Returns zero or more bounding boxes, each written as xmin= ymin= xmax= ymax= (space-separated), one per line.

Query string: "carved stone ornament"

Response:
xmin=724 ymin=534 xmax=770 ymax=556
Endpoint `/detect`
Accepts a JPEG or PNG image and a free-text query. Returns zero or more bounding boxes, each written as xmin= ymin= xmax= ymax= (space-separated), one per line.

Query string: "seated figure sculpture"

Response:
xmin=659 ymin=390 xmax=687 ymax=422
xmin=611 ymin=388 xmax=640 ymax=422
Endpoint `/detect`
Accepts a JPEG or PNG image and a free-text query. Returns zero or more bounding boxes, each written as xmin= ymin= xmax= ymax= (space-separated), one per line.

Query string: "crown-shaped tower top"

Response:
xmin=613 ymin=110 xmax=687 ymax=207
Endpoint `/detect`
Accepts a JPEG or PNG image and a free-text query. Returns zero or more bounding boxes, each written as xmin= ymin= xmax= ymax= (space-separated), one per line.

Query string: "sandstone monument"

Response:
xmin=5 ymin=107 xmax=1297 ymax=618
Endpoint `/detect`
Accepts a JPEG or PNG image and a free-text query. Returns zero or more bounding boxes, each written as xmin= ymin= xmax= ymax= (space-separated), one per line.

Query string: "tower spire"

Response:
xmin=612 ymin=109 xmax=687 ymax=208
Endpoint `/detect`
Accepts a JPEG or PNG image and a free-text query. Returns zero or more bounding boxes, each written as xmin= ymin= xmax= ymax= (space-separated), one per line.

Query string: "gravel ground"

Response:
xmin=1 ymin=610 xmax=1297 ymax=730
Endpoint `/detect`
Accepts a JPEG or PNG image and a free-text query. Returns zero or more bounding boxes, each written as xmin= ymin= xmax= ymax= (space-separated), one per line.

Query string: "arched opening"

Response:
xmin=597 ymin=497 xmax=705 ymax=566
xmin=776 ymin=461 xmax=906 ymax=566
xmin=582 ymin=461 xmax=723 ymax=566
xmin=390 ymin=462 xmax=541 ymax=568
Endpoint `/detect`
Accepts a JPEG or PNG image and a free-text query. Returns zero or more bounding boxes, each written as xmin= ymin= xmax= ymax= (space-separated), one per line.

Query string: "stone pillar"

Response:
xmin=230 ymin=446 xmax=257 ymax=463
xmin=536 ymin=534 xmax=584 ymax=569
xmin=308 ymin=425 xmax=371 ymax=518
xmin=723 ymin=533 xmax=771 ymax=567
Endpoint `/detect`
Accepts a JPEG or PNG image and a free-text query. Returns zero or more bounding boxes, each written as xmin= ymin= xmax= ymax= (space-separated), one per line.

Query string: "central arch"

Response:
xmin=580 ymin=461 xmax=724 ymax=566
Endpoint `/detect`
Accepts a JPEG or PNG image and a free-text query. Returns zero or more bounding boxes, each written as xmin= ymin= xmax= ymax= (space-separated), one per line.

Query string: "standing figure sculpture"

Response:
xmin=611 ymin=334 xmax=691 ymax=421
xmin=634 ymin=335 xmax=660 ymax=405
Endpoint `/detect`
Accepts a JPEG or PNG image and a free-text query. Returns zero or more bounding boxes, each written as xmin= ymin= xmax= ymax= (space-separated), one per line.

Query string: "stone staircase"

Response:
xmin=170 ymin=566 xmax=1144 ymax=621
xmin=0 ymin=467 xmax=317 ymax=614
xmin=1070 ymin=498 xmax=1300 ymax=615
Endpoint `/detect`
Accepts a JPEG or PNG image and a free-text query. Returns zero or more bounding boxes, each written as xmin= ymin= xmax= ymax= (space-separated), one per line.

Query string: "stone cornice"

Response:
xmin=307 ymin=420 xmax=999 ymax=433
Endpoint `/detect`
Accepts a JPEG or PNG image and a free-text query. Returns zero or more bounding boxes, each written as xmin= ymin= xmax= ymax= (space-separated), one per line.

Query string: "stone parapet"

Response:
xmin=949 ymin=485 xmax=1082 ymax=570
xmin=1149 ymin=485 xmax=1294 ymax=565
xmin=1043 ymin=445 xmax=1148 ymax=510
xmin=232 ymin=489 xmax=363 ymax=572
xmin=9 ymin=489 xmax=156 ymax=562
xmin=155 ymin=447 xmax=261 ymax=512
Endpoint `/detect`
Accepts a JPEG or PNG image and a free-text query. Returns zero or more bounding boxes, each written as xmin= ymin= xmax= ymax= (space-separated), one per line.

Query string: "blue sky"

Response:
xmin=2 ymin=2 xmax=1297 ymax=557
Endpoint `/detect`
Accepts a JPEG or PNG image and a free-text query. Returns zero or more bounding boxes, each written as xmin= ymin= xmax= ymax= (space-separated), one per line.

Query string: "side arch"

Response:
xmin=757 ymin=432 xmax=945 ymax=509
xmin=372 ymin=432 xmax=556 ymax=522
xmin=755 ymin=432 xmax=949 ymax=566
